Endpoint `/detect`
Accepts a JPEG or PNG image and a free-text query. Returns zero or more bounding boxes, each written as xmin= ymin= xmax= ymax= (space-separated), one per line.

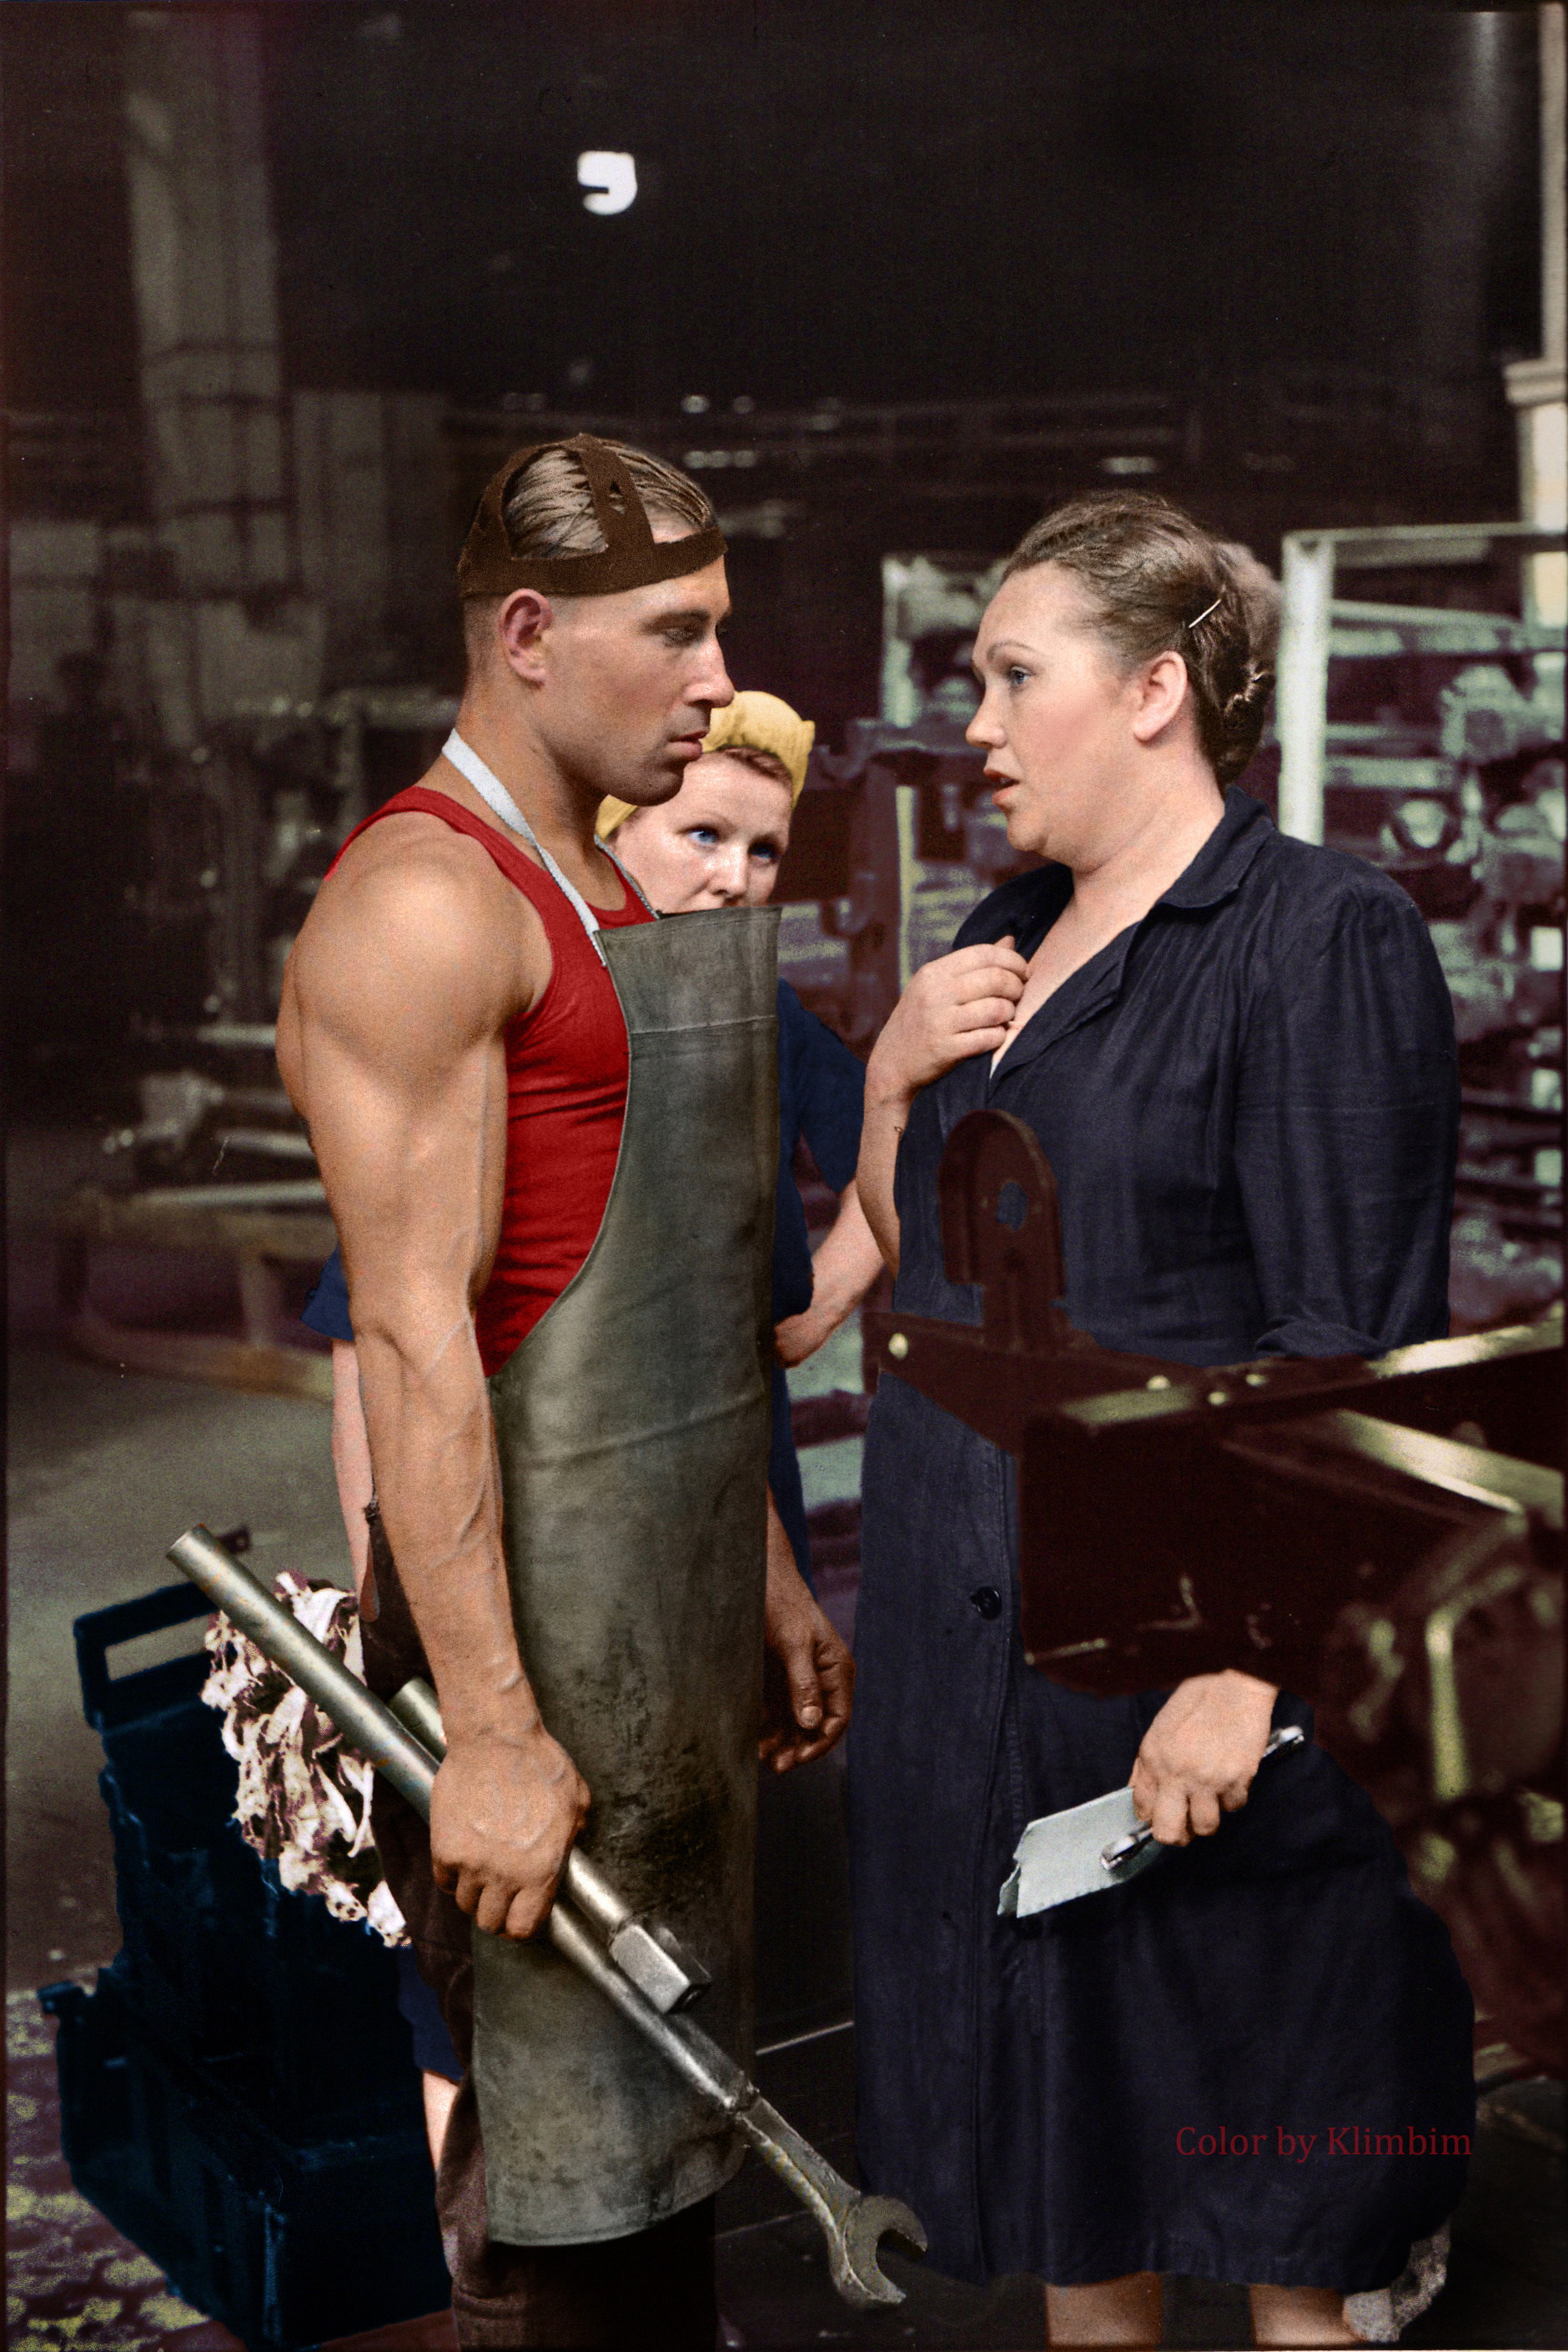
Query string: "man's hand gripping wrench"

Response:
xmin=169 ymin=1527 xmax=927 ymax=2310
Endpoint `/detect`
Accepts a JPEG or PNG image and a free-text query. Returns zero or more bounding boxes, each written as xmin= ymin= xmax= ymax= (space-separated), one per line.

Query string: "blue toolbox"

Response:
xmin=40 ymin=1576 xmax=450 ymax=2351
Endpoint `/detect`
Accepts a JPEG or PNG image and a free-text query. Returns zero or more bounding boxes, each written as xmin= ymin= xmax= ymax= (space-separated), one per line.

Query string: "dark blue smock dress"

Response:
xmin=849 ymin=789 xmax=1476 ymax=2293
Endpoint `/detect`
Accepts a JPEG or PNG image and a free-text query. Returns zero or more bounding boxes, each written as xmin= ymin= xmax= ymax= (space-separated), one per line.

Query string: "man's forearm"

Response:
xmin=354 ymin=1306 xmax=591 ymax=1937
xmin=354 ymin=1322 xmax=540 ymax=1739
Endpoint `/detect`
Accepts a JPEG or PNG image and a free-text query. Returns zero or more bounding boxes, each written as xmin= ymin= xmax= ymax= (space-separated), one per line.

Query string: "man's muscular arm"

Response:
xmin=280 ymin=819 xmax=588 ymax=1939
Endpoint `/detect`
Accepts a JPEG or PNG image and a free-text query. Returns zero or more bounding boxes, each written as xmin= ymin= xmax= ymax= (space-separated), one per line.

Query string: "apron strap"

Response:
xmin=441 ymin=730 xmax=656 ymax=961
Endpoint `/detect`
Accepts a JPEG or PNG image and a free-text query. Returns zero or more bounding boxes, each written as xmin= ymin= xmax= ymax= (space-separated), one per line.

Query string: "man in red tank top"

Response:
xmin=279 ymin=439 xmax=852 ymax=2346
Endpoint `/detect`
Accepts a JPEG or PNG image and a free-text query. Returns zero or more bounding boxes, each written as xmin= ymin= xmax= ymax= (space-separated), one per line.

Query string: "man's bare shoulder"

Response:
xmin=321 ymin=807 xmax=525 ymax=929
xmin=287 ymin=810 xmax=546 ymax=1068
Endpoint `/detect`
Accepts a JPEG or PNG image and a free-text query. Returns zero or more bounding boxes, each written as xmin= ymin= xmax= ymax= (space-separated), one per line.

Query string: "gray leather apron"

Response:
xmin=471 ymin=901 xmax=780 ymax=2245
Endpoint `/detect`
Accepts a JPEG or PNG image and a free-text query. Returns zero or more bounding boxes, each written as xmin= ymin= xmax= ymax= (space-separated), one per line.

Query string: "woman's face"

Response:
xmin=612 ymin=751 xmax=793 ymax=912
xmin=966 ymin=562 xmax=1149 ymax=870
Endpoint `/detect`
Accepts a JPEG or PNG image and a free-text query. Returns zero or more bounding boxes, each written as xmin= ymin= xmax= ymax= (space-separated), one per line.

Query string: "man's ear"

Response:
xmin=497 ymin=589 xmax=555 ymax=679
xmin=1130 ymin=648 xmax=1191 ymax=746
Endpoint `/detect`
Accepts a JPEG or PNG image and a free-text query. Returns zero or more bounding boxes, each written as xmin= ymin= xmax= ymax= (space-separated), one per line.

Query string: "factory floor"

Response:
xmin=8 ymin=1123 xmax=1566 ymax=2350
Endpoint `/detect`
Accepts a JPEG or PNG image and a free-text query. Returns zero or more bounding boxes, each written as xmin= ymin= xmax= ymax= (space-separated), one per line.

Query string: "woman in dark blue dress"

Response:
xmin=851 ymin=494 xmax=1475 ymax=2347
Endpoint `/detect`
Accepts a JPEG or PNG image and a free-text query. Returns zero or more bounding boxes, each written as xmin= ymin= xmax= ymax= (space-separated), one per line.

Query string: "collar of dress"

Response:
xmin=1153 ymin=785 xmax=1274 ymax=912
xmin=983 ymin=790 xmax=1277 ymax=1083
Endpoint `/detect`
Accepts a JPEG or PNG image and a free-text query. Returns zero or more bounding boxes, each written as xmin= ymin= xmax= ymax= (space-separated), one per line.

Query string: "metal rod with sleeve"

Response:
xmin=168 ymin=1525 xmax=927 ymax=2309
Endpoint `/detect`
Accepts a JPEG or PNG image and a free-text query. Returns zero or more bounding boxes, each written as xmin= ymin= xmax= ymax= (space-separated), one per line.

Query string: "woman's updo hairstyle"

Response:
xmin=1000 ymin=491 xmax=1279 ymax=787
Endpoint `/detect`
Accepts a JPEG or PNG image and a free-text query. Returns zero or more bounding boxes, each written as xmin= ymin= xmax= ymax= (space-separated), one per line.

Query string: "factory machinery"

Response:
xmin=58 ymin=521 xmax=1563 ymax=1402
xmin=55 ymin=689 xmax=456 ymax=1400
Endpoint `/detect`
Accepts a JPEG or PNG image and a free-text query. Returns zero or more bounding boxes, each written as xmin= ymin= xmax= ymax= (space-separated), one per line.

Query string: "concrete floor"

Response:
xmin=8 ymin=1122 xmax=1565 ymax=2349
xmin=7 ymin=1117 xmax=343 ymax=1994
xmin=7 ymin=1335 xmax=356 ymax=1996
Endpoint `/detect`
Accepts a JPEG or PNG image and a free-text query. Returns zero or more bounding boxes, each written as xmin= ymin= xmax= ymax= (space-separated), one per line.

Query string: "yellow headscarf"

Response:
xmin=596 ymin=689 xmax=815 ymax=839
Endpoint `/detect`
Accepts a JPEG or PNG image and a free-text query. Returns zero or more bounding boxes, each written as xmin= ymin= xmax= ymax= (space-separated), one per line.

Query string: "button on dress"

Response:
xmin=848 ymin=789 xmax=1477 ymax=2292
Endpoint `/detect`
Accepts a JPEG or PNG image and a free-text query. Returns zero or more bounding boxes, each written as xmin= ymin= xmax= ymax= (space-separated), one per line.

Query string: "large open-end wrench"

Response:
xmin=168 ymin=1526 xmax=928 ymax=2309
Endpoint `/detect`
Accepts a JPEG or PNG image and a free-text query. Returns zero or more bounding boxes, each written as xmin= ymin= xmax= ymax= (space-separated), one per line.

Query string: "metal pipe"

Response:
xmin=194 ymin=1024 xmax=279 ymax=1049
xmin=214 ymin=1129 xmax=317 ymax=1161
xmin=172 ymin=1530 xmax=736 ymax=2093
xmin=386 ymin=1677 xmax=634 ymax=1942
xmin=384 ymin=1678 xmax=700 ymax=1991
xmin=173 ymin=1527 xmax=707 ymax=2009
xmin=168 ymin=1526 xmax=439 ymax=1812
xmin=384 ymin=1671 xmax=445 ymax=1760
xmin=137 ymin=1180 xmax=327 ymax=1210
xmin=545 ymin=1904 xmax=747 ymax=2114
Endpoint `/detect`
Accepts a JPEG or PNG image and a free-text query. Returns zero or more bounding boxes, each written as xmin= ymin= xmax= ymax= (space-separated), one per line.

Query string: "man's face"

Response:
xmin=516 ymin=548 xmax=735 ymax=809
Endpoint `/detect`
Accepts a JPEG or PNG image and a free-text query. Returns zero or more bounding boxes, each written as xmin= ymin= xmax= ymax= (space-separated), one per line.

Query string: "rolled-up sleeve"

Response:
xmin=797 ymin=1021 xmax=865 ymax=1193
xmin=1234 ymin=881 xmax=1458 ymax=1357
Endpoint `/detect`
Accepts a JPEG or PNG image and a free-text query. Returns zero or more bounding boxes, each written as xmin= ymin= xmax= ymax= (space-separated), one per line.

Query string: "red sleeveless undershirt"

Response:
xmin=334 ymin=784 xmax=653 ymax=1376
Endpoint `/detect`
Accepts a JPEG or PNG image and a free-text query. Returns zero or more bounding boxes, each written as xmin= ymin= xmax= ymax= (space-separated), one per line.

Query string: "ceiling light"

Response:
xmin=577 ymin=152 xmax=637 ymax=216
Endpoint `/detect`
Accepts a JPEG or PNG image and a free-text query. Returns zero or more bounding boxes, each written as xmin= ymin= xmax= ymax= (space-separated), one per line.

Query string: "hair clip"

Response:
xmin=1184 ymin=594 xmax=1223 ymax=633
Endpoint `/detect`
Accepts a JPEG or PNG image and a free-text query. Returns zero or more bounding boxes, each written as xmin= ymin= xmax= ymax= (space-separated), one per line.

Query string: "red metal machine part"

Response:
xmin=862 ymin=1109 xmax=1565 ymax=2073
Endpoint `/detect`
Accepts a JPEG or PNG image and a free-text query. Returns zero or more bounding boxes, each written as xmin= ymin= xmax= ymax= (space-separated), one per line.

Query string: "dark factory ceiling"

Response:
xmin=259 ymin=0 xmax=1544 ymax=413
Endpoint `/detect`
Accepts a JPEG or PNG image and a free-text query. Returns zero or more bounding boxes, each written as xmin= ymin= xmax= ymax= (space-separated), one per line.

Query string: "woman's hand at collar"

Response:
xmin=857 ymin=936 xmax=1029 ymax=1275
xmin=866 ymin=936 xmax=1029 ymax=1107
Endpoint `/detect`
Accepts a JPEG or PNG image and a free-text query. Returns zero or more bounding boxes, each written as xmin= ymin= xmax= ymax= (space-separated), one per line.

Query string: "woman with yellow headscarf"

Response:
xmin=597 ymin=691 xmax=886 ymax=1620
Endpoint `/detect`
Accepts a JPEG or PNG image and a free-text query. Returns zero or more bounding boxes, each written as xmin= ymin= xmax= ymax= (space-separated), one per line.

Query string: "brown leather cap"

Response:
xmin=456 ymin=433 xmax=726 ymax=599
